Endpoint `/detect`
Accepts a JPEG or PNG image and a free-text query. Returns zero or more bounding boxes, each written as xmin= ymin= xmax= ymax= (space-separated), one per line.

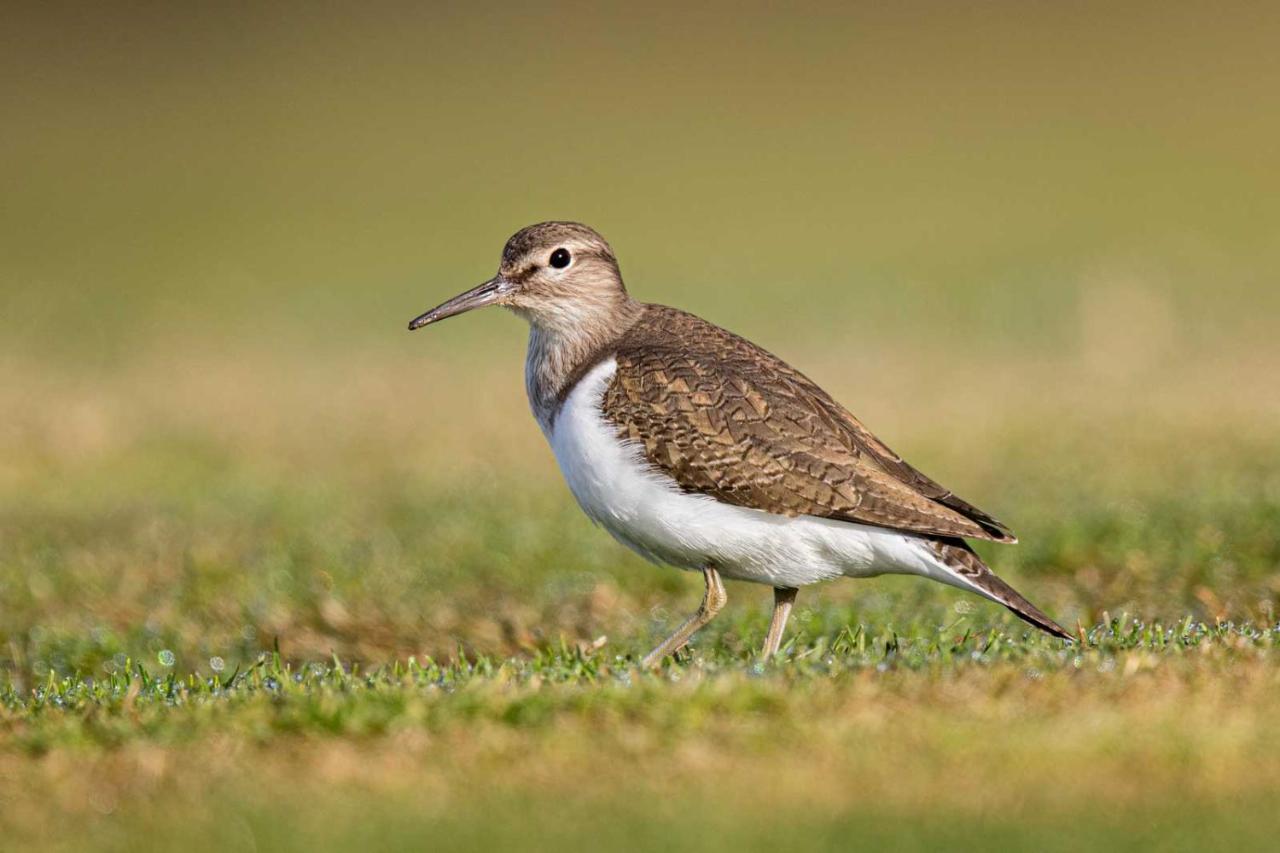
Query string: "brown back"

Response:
xmin=599 ymin=304 xmax=1016 ymax=543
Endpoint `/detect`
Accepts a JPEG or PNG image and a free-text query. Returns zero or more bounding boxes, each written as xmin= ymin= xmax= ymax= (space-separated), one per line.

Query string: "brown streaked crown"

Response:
xmin=497 ymin=222 xmax=636 ymax=333
xmin=500 ymin=221 xmax=619 ymax=274
xmin=599 ymin=304 xmax=1017 ymax=543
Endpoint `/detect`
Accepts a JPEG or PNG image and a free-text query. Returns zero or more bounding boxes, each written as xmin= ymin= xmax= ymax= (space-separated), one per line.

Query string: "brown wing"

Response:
xmin=600 ymin=305 xmax=1016 ymax=543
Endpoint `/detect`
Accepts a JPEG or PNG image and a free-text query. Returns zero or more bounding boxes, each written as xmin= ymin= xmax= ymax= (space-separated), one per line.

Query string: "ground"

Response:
xmin=3 ymin=343 xmax=1278 ymax=851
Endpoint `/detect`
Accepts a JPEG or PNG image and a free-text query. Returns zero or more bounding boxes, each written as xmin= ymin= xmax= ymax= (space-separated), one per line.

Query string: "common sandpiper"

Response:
xmin=409 ymin=222 xmax=1070 ymax=667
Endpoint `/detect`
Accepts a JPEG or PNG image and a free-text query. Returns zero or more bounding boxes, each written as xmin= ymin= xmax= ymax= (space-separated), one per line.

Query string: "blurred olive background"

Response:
xmin=2 ymin=1 xmax=1279 ymax=670
xmin=6 ymin=1 xmax=1279 ymax=357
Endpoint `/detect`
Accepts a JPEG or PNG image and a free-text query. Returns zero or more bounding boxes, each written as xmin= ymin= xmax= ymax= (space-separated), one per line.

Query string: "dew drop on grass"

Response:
xmin=158 ymin=650 xmax=176 ymax=667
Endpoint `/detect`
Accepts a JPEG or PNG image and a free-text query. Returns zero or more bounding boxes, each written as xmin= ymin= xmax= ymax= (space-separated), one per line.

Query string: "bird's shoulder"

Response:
xmin=599 ymin=303 xmax=1016 ymax=543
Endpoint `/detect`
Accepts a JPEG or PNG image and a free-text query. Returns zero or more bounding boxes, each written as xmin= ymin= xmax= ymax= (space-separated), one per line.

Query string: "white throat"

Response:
xmin=524 ymin=325 xmax=576 ymax=431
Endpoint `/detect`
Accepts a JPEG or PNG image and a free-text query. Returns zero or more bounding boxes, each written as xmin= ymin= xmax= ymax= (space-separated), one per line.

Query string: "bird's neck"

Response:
xmin=523 ymin=298 xmax=644 ymax=431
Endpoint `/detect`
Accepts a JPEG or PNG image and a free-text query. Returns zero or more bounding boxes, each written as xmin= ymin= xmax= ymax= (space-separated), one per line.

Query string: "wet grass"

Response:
xmin=3 ymin=619 xmax=1275 ymax=753
xmin=3 ymin=619 xmax=1280 ymax=851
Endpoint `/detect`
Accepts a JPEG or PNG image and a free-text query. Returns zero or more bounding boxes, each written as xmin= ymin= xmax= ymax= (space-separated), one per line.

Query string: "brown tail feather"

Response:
xmin=927 ymin=539 xmax=1073 ymax=641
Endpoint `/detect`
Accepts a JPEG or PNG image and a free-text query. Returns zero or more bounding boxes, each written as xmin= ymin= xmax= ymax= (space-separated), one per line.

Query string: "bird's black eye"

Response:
xmin=549 ymin=248 xmax=571 ymax=269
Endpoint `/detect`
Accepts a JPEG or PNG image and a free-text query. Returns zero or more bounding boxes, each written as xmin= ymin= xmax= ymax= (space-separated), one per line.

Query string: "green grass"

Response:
xmin=4 ymin=620 xmax=1280 ymax=851
xmin=5 ymin=403 xmax=1278 ymax=853
xmin=4 ymin=619 xmax=1274 ymax=751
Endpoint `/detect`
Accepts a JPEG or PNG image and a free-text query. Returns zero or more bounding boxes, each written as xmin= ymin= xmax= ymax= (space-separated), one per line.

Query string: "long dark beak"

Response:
xmin=407 ymin=276 xmax=509 ymax=331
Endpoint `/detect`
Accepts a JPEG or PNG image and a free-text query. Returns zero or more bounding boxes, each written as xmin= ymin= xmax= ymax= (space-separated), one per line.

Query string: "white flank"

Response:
xmin=544 ymin=358 xmax=999 ymax=597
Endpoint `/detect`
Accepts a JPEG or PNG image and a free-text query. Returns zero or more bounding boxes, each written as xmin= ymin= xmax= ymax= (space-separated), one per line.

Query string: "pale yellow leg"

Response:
xmin=761 ymin=587 xmax=798 ymax=660
xmin=640 ymin=567 xmax=727 ymax=669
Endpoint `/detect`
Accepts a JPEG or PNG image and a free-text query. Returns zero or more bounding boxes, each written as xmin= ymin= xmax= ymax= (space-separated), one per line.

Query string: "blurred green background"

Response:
xmin=3 ymin=3 xmax=1280 ymax=850
xmin=5 ymin=1 xmax=1279 ymax=359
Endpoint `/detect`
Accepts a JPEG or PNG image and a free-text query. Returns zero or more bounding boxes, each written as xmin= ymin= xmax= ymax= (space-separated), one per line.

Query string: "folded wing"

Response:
xmin=600 ymin=306 xmax=1016 ymax=543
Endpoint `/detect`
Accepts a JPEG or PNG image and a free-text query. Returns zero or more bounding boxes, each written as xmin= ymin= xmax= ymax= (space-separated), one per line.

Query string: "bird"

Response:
xmin=409 ymin=221 xmax=1071 ymax=667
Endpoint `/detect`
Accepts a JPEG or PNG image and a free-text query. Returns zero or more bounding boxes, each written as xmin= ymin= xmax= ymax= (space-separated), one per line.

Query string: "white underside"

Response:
xmin=544 ymin=358 xmax=996 ymax=599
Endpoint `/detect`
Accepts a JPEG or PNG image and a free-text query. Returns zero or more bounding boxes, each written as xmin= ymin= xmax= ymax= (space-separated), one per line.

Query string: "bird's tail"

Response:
xmin=927 ymin=538 xmax=1073 ymax=641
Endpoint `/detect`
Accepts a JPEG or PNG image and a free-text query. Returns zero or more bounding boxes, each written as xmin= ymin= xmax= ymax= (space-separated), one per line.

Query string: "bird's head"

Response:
xmin=409 ymin=221 xmax=630 ymax=336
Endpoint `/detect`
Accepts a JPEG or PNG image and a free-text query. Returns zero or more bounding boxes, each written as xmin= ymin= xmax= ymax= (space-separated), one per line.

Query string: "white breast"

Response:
xmin=545 ymin=358 xmax=977 ymax=591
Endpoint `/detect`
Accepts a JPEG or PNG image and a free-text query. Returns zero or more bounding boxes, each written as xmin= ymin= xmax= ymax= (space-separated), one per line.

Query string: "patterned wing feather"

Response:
xmin=600 ymin=305 xmax=1016 ymax=543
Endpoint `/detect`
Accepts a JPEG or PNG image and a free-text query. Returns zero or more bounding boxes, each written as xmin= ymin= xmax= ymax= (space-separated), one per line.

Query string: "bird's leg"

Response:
xmin=761 ymin=586 xmax=798 ymax=660
xmin=640 ymin=567 xmax=727 ymax=669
